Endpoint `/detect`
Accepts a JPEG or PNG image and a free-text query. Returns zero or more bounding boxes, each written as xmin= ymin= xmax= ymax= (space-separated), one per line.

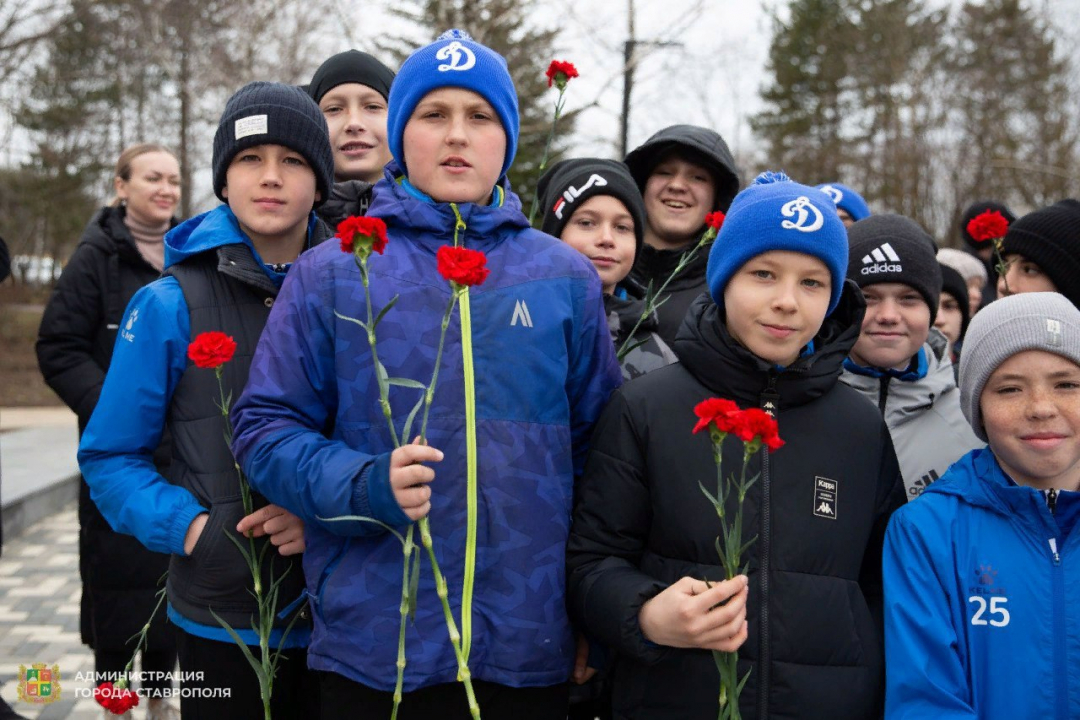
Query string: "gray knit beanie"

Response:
xmin=937 ymin=247 xmax=988 ymax=285
xmin=959 ymin=292 xmax=1080 ymax=441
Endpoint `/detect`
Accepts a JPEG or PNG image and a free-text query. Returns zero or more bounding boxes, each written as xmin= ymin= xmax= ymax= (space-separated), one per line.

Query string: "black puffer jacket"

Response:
xmin=606 ymin=279 xmax=676 ymax=381
xmin=567 ymin=283 xmax=905 ymax=720
xmin=624 ymin=125 xmax=742 ymax=344
xmin=36 ymin=206 xmax=175 ymax=652
xmin=315 ymin=179 xmax=375 ymax=230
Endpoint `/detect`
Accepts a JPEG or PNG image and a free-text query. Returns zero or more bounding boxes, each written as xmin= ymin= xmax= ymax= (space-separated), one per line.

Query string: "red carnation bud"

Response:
xmin=545 ymin=60 xmax=579 ymax=90
xmin=966 ymin=210 xmax=1009 ymax=243
xmin=705 ymin=212 xmax=726 ymax=231
xmin=692 ymin=397 xmax=741 ymax=435
xmin=187 ymin=331 xmax=237 ymax=369
xmin=336 ymin=216 xmax=388 ymax=258
xmin=437 ymin=246 xmax=490 ymax=288
xmin=95 ymin=681 xmax=140 ymax=714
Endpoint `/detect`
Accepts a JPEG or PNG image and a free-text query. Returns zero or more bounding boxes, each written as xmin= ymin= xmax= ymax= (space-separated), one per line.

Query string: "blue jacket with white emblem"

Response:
xmin=230 ymin=163 xmax=622 ymax=691
xmin=884 ymin=447 xmax=1080 ymax=719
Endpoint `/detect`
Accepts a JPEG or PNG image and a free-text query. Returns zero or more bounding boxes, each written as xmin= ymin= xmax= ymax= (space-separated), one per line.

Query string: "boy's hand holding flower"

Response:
xmin=638 ymin=575 xmax=749 ymax=652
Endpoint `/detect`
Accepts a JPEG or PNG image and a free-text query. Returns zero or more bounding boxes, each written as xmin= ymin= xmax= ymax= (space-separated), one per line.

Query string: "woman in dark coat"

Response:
xmin=36 ymin=144 xmax=181 ymax=718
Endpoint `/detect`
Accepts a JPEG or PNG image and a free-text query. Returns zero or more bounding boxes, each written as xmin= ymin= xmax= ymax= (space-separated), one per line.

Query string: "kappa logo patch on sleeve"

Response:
xmin=813 ymin=476 xmax=838 ymax=519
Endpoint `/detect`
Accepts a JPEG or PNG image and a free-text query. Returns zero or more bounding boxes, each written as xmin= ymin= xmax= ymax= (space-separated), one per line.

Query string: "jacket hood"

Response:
xmin=842 ymin=329 xmax=958 ymax=423
xmin=164 ymin=206 xmax=252 ymax=269
xmin=925 ymin=447 xmax=1053 ymax=524
xmin=365 ymin=161 xmax=531 ymax=250
xmin=671 ymin=278 xmax=866 ymax=410
xmin=623 ymin=124 xmax=741 ymax=211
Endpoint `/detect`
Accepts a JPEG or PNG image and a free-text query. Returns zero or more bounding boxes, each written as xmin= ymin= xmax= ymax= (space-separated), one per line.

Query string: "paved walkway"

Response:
xmin=0 ymin=408 xmax=177 ymax=718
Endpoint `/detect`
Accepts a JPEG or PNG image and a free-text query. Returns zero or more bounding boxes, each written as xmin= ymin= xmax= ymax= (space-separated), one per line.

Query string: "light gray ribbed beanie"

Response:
xmin=959 ymin=292 xmax=1080 ymax=441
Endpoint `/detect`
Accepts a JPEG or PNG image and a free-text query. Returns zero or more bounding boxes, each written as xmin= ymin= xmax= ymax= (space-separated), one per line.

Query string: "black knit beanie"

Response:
xmin=213 ymin=82 xmax=334 ymax=207
xmin=939 ymin=262 xmax=971 ymax=338
xmin=537 ymin=158 xmax=646 ymax=256
xmin=960 ymin=200 xmax=1017 ymax=250
xmin=1001 ymin=199 xmax=1080 ymax=307
xmin=847 ymin=214 xmax=942 ymax=323
xmin=307 ymin=50 xmax=395 ymax=103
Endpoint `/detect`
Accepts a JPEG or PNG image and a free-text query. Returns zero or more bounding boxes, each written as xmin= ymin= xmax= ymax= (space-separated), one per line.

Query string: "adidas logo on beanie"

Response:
xmin=847 ymin=214 xmax=942 ymax=322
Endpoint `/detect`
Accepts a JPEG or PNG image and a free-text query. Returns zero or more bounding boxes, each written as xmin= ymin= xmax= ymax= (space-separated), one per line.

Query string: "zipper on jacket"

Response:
xmin=1047 ymin=488 xmax=1059 ymax=516
xmin=1048 ymin=536 xmax=1067 ymax=719
xmin=757 ymin=373 xmax=778 ymax=718
xmin=452 ymin=210 xmax=479 ymax=667
xmin=877 ymin=376 xmax=890 ymax=414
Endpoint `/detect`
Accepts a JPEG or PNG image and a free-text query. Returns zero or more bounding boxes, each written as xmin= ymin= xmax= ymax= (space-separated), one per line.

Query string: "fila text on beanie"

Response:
xmin=817 ymin=182 xmax=871 ymax=222
xmin=537 ymin=158 xmax=646 ymax=254
xmin=386 ymin=29 xmax=519 ymax=180
xmin=706 ymin=171 xmax=849 ymax=315
xmin=213 ymin=82 xmax=334 ymax=206
xmin=959 ymin=292 xmax=1080 ymax=441
xmin=1001 ymin=199 xmax=1080 ymax=307
xmin=847 ymin=214 xmax=942 ymax=323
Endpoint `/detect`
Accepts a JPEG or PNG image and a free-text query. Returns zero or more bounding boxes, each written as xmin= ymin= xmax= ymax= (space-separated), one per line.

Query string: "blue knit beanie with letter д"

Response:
xmin=707 ymin=171 xmax=849 ymax=315
xmin=816 ymin=182 xmax=871 ymax=222
xmin=386 ymin=29 xmax=520 ymax=181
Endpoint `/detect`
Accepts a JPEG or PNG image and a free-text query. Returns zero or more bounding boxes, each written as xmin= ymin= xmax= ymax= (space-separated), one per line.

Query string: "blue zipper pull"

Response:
xmin=1049 ymin=537 xmax=1061 ymax=566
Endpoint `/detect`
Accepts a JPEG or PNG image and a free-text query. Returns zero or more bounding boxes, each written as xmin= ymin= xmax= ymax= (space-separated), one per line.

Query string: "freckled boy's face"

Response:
xmin=402 ymin=88 xmax=506 ymax=205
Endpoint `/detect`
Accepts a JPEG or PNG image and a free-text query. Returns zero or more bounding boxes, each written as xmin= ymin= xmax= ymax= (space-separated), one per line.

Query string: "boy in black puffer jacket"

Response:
xmin=567 ymin=172 xmax=905 ymax=720
xmin=538 ymin=158 xmax=675 ymax=381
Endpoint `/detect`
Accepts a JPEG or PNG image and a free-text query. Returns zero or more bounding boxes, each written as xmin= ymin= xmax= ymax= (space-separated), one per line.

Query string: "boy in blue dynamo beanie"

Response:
xmin=817 ymin=182 xmax=871 ymax=227
xmin=232 ymin=30 xmax=621 ymax=719
xmin=568 ymin=172 xmax=904 ymax=718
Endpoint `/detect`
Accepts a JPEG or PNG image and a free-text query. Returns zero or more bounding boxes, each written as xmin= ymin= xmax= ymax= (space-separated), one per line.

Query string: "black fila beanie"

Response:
xmin=847 ymin=214 xmax=942 ymax=323
xmin=536 ymin=158 xmax=646 ymax=255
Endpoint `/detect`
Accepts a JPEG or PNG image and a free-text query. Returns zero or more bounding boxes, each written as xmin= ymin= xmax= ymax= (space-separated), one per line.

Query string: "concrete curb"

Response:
xmin=2 ymin=473 xmax=80 ymax=540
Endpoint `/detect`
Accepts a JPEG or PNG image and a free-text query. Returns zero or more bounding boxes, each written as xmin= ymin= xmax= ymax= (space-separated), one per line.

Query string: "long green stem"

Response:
xmin=361 ymin=261 xmax=400 ymax=447
xmin=616 ymin=229 xmax=714 ymax=360
xmin=527 ymin=88 xmax=567 ymax=226
xmin=419 ymin=519 xmax=480 ymax=719
xmin=391 ymin=525 xmax=416 ymax=719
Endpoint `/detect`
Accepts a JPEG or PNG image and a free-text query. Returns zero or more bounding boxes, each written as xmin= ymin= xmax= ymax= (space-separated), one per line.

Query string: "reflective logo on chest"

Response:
xmin=813 ymin=476 xmax=837 ymax=519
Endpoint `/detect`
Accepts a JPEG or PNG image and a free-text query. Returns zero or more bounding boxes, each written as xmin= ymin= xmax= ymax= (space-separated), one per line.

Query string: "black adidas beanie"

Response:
xmin=537 ymin=158 xmax=646 ymax=255
xmin=213 ymin=82 xmax=334 ymax=207
xmin=939 ymin=262 xmax=971 ymax=338
xmin=1001 ymin=199 xmax=1080 ymax=307
xmin=960 ymin=200 xmax=1017 ymax=250
xmin=847 ymin=214 xmax=942 ymax=323
xmin=307 ymin=50 xmax=395 ymax=103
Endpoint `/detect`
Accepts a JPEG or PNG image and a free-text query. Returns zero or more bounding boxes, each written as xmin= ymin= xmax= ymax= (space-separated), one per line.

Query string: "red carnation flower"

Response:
xmin=187 ymin=331 xmax=237 ymax=369
xmin=95 ymin=682 xmax=140 ymax=714
xmin=966 ymin=210 xmax=1009 ymax=243
xmin=437 ymin=246 xmax=490 ymax=288
xmin=692 ymin=397 xmax=741 ymax=435
xmin=704 ymin=212 xmax=726 ymax=230
xmin=732 ymin=408 xmax=785 ymax=452
xmin=337 ymin=216 xmax=388 ymax=257
xmin=545 ymin=60 xmax=579 ymax=89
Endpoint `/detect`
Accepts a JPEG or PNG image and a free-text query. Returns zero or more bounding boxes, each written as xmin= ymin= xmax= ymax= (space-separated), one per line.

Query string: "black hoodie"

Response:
xmin=316 ymin=178 xmax=375 ymax=229
xmin=624 ymin=125 xmax=742 ymax=344
xmin=567 ymin=281 xmax=905 ymax=720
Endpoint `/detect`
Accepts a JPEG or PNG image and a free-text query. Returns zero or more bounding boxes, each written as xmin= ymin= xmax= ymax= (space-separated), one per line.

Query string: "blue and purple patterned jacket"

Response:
xmin=231 ymin=164 xmax=621 ymax=692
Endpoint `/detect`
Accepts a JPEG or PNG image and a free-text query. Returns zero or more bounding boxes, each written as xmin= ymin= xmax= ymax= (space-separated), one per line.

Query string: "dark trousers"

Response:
xmin=96 ymin=648 xmax=177 ymax=694
xmin=318 ymin=670 xmax=569 ymax=720
xmin=175 ymin=630 xmax=315 ymax=719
